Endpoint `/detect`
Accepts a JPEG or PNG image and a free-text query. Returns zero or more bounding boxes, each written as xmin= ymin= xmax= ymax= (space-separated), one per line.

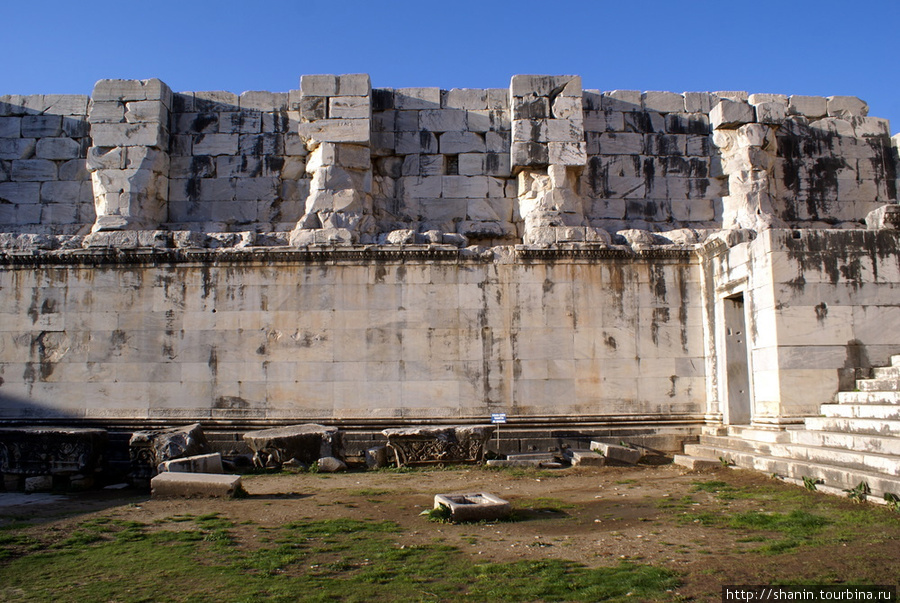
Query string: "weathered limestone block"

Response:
xmin=158 ymin=452 xmax=224 ymax=474
xmin=642 ymin=91 xmax=685 ymax=113
xmin=565 ymin=450 xmax=607 ymax=467
xmin=517 ymin=165 xmax=588 ymax=243
xmin=433 ymin=493 xmax=511 ymax=522
xmin=151 ymin=472 xmax=242 ymax=498
xmin=510 ymin=75 xmax=583 ymax=171
xmin=316 ymin=456 xmax=347 ymax=472
xmin=88 ymin=148 xmax=169 ymax=232
xmin=298 ymin=118 xmax=370 ymax=143
xmin=826 ymin=95 xmax=868 ymax=118
xmin=0 ymin=427 xmax=107 ymax=476
xmin=590 ymin=441 xmax=642 ymax=465
xmin=865 ymin=204 xmax=900 ymax=230
xmin=382 ymin=425 xmax=494 ymax=467
xmin=788 ymin=95 xmax=827 ymax=118
xmin=710 ymin=99 xmax=755 ymax=129
xmin=243 ymin=424 xmax=343 ymax=469
xmin=290 ymin=141 xmax=374 ymax=242
xmin=712 ymin=123 xmax=786 ymax=231
xmin=87 ymin=79 xmax=171 ymax=233
xmin=129 ymin=423 xmax=210 ymax=481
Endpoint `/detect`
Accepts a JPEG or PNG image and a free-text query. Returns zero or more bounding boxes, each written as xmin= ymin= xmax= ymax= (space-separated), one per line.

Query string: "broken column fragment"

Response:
xmin=291 ymin=74 xmax=374 ymax=245
xmin=87 ymin=79 xmax=172 ymax=232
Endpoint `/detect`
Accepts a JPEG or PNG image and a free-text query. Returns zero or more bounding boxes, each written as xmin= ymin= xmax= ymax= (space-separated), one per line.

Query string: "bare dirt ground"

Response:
xmin=2 ymin=463 xmax=899 ymax=601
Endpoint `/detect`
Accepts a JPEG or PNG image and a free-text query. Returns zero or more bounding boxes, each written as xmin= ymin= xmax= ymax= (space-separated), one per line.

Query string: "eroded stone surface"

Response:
xmin=383 ymin=426 xmax=494 ymax=467
xmin=243 ymin=424 xmax=342 ymax=469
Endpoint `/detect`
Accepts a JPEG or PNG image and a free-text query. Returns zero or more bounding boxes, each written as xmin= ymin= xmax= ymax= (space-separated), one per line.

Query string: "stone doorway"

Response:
xmin=722 ymin=294 xmax=752 ymax=424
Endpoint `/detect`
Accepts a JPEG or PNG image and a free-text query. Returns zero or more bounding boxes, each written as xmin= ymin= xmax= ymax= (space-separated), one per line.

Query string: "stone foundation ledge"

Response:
xmin=0 ymin=234 xmax=703 ymax=266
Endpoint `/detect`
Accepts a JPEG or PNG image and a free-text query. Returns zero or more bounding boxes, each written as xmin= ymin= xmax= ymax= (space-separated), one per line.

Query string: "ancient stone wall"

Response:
xmin=3 ymin=75 xmax=896 ymax=241
xmin=166 ymin=89 xmax=308 ymax=232
xmin=0 ymin=95 xmax=94 ymax=233
xmin=1 ymin=73 xmax=899 ymax=437
xmin=702 ymin=229 xmax=900 ymax=423
xmin=0 ymin=249 xmax=704 ymax=426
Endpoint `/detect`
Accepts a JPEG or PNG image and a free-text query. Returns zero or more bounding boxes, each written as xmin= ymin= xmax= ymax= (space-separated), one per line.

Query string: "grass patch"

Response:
xmin=0 ymin=517 xmax=679 ymax=602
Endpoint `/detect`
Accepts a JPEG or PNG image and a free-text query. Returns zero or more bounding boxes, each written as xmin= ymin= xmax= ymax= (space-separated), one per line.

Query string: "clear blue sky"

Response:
xmin=4 ymin=0 xmax=898 ymax=134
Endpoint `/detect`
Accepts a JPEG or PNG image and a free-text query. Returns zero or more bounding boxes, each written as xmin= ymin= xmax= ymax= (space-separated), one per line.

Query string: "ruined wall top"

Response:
xmin=0 ymin=74 xmax=897 ymax=254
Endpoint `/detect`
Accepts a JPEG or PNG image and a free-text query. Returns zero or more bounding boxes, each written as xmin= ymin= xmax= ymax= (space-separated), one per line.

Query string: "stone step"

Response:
xmin=724 ymin=425 xmax=793 ymax=443
xmin=692 ymin=436 xmax=792 ymax=458
xmin=873 ymin=366 xmax=900 ymax=379
xmin=689 ymin=436 xmax=900 ymax=477
xmin=789 ymin=430 xmax=900 ymax=456
xmin=836 ymin=391 xmax=900 ymax=405
xmin=672 ymin=454 xmax=722 ymax=470
xmin=681 ymin=444 xmax=900 ymax=499
xmin=821 ymin=403 xmax=900 ymax=420
xmin=891 ymin=354 xmax=900 ymax=368
xmin=856 ymin=378 xmax=900 ymax=392
xmin=804 ymin=416 xmax=900 ymax=437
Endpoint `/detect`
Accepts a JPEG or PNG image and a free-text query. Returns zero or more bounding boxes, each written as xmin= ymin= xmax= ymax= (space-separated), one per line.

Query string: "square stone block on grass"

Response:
xmin=433 ymin=492 xmax=511 ymax=522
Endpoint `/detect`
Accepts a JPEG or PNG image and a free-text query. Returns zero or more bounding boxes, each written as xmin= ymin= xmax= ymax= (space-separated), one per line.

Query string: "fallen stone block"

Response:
xmin=24 ymin=475 xmax=53 ymax=493
xmin=158 ymin=453 xmax=224 ymax=474
xmin=130 ymin=423 xmax=210 ymax=481
xmin=366 ymin=446 xmax=389 ymax=469
xmin=485 ymin=459 xmax=563 ymax=469
xmin=243 ymin=424 xmax=342 ymax=469
xmin=433 ymin=492 xmax=511 ymax=522
xmin=151 ymin=473 xmax=243 ymax=498
xmin=565 ymin=450 xmax=607 ymax=467
xmin=673 ymin=455 xmax=721 ymax=471
xmin=590 ymin=442 xmax=643 ymax=465
xmin=383 ymin=425 xmax=494 ymax=467
xmin=0 ymin=426 xmax=108 ymax=478
xmin=504 ymin=453 xmax=560 ymax=462
xmin=316 ymin=456 xmax=347 ymax=473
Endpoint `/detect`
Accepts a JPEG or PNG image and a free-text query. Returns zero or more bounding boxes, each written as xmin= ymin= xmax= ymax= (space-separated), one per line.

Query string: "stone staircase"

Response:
xmin=675 ymin=355 xmax=900 ymax=503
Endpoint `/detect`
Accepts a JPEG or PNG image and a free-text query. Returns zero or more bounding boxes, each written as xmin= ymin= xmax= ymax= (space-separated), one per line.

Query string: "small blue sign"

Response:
xmin=491 ymin=413 xmax=507 ymax=424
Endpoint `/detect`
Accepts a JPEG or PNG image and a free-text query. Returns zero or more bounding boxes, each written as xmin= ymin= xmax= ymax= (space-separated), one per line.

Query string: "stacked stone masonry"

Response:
xmin=1 ymin=74 xmax=900 ymax=452
xmin=0 ymin=75 xmax=896 ymax=242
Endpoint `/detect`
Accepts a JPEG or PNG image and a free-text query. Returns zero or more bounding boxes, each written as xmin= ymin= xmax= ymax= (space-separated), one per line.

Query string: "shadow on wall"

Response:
xmin=0 ymin=391 xmax=81 ymax=422
xmin=165 ymin=92 xmax=308 ymax=233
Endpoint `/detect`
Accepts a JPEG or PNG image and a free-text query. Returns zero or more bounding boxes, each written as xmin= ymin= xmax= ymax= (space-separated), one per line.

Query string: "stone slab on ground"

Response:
xmin=566 ymin=450 xmax=607 ymax=467
xmin=130 ymin=423 xmax=210 ymax=481
xmin=158 ymin=452 xmax=223 ymax=474
xmin=434 ymin=492 xmax=511 ymax=522
xmin=485 ymin=459 xmax=564 ymax=468
xmin=673 ymin=454 xmax=721 ymax=470
xmin=150 ymin=472 xmax=243 ymax=498
xmin=504 ymin=453 xmax=558 ymax=461
xmin=590 ymin=441 xmax=643 ymax=465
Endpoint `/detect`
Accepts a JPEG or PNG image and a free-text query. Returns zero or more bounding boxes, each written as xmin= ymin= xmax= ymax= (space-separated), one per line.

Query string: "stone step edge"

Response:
xmin=684 ymin=444 xmax=900 ymax=498
xmin=804 ymin=417 xmax=900 ymax=435
xmin=702 ymin=430 xmax=900 ymax=456
xmin=692 ymin=436 xmax=900 ymax=474
xmin=821 ymin=404 xmax=900 ymax=418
